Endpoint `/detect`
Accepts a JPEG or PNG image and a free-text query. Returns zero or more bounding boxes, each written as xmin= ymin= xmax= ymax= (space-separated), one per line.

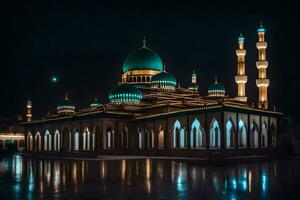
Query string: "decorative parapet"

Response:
xmin=236 ymin=49 xmax=246 ymax=56
xmin=256 ymin=42 xmax=267 ymax=49
xmin=235 ymin=75 xmax=248 ymax=83
xmin=256 ymin=78 xmax=270 ymax=87
xmin=256 ymin=61 xmax=268 ymax=69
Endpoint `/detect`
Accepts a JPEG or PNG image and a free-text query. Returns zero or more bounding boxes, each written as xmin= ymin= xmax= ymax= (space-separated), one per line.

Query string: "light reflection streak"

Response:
xmin=0 ymin=156 xmax=282 ymax=199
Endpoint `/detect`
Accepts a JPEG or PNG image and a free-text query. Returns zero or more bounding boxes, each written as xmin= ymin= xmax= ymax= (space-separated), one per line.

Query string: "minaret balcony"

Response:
xmin=236 ymin=49 xmax=246 ymax=56
xmin=235 ymin=75 xmax=247 ymax=83
xmin=256 ymin=42 xmax=267 ymax=49
xmin=256 ymin=61 xmax=268 ymax=69
xmin=256 ymin=79 xmax=269 ymax=87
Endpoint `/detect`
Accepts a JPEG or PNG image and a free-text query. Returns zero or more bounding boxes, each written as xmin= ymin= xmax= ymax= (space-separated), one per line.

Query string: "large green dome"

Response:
xmin=122 ymin=47 xmax=163 ymax=73
xmin=109 ymin=84 xmax=143 ymax=104
xmin=152 ymin=71 xmax=177 ymax=90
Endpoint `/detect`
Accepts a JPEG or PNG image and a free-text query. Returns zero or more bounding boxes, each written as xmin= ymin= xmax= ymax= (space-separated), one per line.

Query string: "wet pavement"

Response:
xmin=0 ymin=155 xmax=300 ymax=200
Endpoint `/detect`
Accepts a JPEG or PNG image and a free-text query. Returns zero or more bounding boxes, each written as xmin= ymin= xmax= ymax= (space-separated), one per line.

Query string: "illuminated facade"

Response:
xmin=256 ymin=23 xmax=269 ymax=109
xmin=23 ymin=24 xmax=281 ymax=158
xmin=235 ymin=33 xmax=248 ymax=102
xmin=26 ymin=100 xmax=32 ymax=122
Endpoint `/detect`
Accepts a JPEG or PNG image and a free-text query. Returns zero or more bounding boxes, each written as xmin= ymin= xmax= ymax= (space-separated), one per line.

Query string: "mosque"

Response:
xmin=23 ymin=24 xmax=281 ymax=158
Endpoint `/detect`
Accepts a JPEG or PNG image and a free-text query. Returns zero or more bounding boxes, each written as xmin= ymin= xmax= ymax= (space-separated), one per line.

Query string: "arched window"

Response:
xmin=250 ymin=121 xmax=259 ymax=148
xmin=35 ymin=132 xmax=41 ymax=152
xmin=158 ymin=125 xmax=164 ymax=149
xmin=74 ymin=130 xmax=79 ymax=151
xmin=180 ymin=128 xmax=186 ymax=148
xmin=225 ymin=120 xmax=235 ymax=148
xmin=121 ymin=126 xmax=128 ymax=149
xmin=138 ymin=128 xmax=144 ymax=149
xmin=238 ymin=120 xmax=247 ymax=148
xmin=148 ymin=130 xmax=155 ymax=148
xmin=173 ymin=120 xmax=181 ymax=148
xmin=44 ymin=130 xmax=51 ymax=151
xmin=172 ymin=120 xmax=186 ymax=149
xmin=83 ymin=128 xmax=90 ymax=151
xmin=62 ymin=128 xmax=71 ymax=151
xmin=270 ymin=123 xmax=276 ymax=146
xmin=106 ymin=128 xmax=114 ymax=149
xmin=27 ymin=132 xmax=33 ymax=151
xmin=54 ymin=130 xmax=60 ymax=151
xmin=190 ymin=118 xmax=204 ymax=148
xmin=209 ymin=119 xmax=220 ymax=149
xmin=261 ymin=122 xmax=268 ymax=148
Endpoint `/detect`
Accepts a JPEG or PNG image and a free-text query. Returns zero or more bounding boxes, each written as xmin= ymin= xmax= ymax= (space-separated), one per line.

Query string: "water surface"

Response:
xmin=0 ymin=155 xmax=299 ymax=199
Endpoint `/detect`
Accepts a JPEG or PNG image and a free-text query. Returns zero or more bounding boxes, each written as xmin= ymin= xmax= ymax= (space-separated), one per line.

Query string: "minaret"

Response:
xmin=188 ymin=69 xmax=199 ymax=92
xmin=235 ymin=33 xmax=247 ymax=102
xmin=256 ymin=22 xmax=269 ymax=109
xmin=192 ymin=69 xmax=197 ymax=84
xmin=26 ymin=99 xmax=32 ymax=122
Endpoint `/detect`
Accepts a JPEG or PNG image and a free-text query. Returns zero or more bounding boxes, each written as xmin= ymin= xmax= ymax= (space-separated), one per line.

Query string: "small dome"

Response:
xmin=122 ymin=47 xmax=163 ymax=73
xmin=57 ymin=93 xmax=75 ymax=115
xmin=152 ymin=71 xmax=177 ymax=90
xmin=109 ymin=84 xmax=143 ymax=104
xmin=208 ymin=78 xmax=226 ymax=97
xmin=90 ymin=98 xmax=102 ymax=108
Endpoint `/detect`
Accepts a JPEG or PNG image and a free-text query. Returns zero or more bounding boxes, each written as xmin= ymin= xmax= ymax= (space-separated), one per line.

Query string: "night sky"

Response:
xmin=0 ymin=1 xmax=298 ymax=122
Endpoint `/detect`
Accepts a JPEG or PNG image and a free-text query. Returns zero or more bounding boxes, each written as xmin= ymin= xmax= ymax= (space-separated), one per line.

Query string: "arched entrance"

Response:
xmin=238 ymin=119 xmax=247 ymax=148
xmin=44 ymin=130 xmax=51 ymax=151
xmin=35 ymin=132 xmax=41 ymax=152
xmin=105 ymin=127 xmax=114 ymax=149
xmin=261 ymin=122 xmax=268 ymax=148
xmin=138 ymin=128 xmax=144 ymax=149
xmin=73 ymin=129 xmax=80 ymax=151
xmin=53 ymin=130 xmax=60 ymax=151
xmin=209 ymin=119 xmax=220 ymax=149
xmin=250 ymin=121 xmax=259 ymax=148
xmin=190 ymin=118 xmax=204 ymax=148
xmin=158 ymin=125 xmax=164 ymax=149
xmin=62 ymin=128 xmax=71 ymax=151
xmin=27 ymin=132 xmax=33 ymax=151
xmin=225 ymin=119 xmax=235 ymax=148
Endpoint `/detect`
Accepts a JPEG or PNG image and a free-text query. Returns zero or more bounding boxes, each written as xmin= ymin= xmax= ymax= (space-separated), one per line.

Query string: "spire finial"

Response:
xmin=65 ymin=92 xmax=68 ymax=100
xmin=260 ymin=20 xmax=263 ymax=27
xmin=143 ymin=36 xmax=147 ymax=48
xmin=214 ymin=75 xmax=218 ymax=84
xmin=240 ymin=32 xmax=243 ymax=37
xmin=163 ymin=62 xmax=166 ymax=72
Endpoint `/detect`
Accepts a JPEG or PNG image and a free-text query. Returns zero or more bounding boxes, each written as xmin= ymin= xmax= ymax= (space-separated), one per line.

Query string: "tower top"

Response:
xmin=142 ymin=36 xmax=147 ymax=48
xmin=65 ymin=92 xmax=69 ymax=100
xmin=163 ymin=62 xmax=167 ymax=72
xmin=238 ymin=32 xmax=244 ymax=42
xmin=257 ymin=21 xmax=266 ymax=33
xmin=214 ymin=75 xmax=218 ymax=84
xmin=192 ymin=69 xmax=196 ymax=77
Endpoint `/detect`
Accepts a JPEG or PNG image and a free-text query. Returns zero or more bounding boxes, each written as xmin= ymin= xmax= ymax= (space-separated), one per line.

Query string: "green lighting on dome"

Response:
xmin=122 ymin=47 xmax=163 ymax=73
xmin=109 ymin=84 xmax=143 ymax=104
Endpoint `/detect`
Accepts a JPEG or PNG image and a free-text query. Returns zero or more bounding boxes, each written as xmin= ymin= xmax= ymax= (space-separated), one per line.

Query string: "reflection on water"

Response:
xmin=0 ymin=155 xmax=300 ymax=200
